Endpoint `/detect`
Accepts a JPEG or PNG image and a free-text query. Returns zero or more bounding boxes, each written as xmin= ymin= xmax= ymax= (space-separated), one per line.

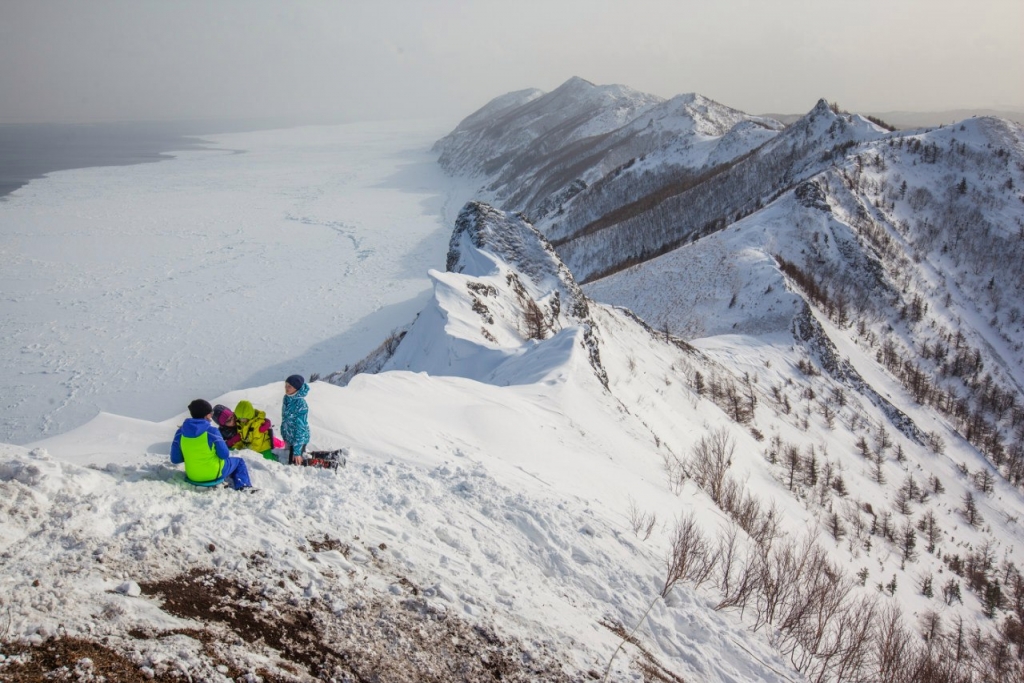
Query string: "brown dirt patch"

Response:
xmin=138 ymin=567 xmax=581 ymax=682
xmin=1 ymin=636 xmax=162 ymax=682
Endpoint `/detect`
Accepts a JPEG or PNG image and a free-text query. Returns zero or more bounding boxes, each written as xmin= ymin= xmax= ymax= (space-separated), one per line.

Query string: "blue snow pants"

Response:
xmin=221 ymin=457 xmax=252 ymax=489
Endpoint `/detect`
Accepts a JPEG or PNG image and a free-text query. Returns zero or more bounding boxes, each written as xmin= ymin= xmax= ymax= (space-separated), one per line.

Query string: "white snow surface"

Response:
xmin=0 ymin=120 xmax=475 ymax=445
xmin=0 ymin=202 xmax=803 ymax=681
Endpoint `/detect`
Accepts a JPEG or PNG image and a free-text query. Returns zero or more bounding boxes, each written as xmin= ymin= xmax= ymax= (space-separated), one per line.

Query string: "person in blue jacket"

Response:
xmin=281 ymin=375 xmax=310 ymax=465
xmin=171 ymin=399 xmax=254 ymax=490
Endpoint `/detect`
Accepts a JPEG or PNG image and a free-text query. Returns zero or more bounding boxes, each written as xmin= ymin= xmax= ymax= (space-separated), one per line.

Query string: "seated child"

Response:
xmin=171 ymin=399 xmax=253 ymax=491
xmin=234 ymin=400 xmax=276 ymax=459
xmin=212 ymin=404 xmax=242 ymax=449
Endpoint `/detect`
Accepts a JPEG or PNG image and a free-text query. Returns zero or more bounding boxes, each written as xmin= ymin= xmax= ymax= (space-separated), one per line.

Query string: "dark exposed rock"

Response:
xmin=795 ymin=180 xmax=832 ymax=212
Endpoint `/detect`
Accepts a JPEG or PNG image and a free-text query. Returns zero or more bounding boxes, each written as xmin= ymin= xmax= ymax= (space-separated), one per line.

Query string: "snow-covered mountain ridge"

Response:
xmin=443 ymin=79 xmax=1024 ymax=500
xmin=434 ymin=76 xmax=782 ymax=244
xmin=388 ymin=201 xmax=606 ymax=388
xmin=433 ymin=80 xmax=1024 ymax=681
xmin=338 ymin=201 xmax=1024 ymax=681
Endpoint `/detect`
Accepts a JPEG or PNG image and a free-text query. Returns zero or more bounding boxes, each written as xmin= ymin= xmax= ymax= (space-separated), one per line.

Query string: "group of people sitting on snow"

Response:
xmin=169 ymin=374 xmax=313 ymax=491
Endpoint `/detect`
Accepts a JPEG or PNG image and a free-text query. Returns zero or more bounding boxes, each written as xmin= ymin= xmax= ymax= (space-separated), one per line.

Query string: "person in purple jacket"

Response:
xmin=170 ymin=399 xmax=254 ymax=491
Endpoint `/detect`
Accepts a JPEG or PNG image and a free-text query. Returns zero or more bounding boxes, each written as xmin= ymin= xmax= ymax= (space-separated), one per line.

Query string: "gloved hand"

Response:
xmin=225 ymin=434 xmax=241 ymax=447
xmin=259 ymin=419 xmax=271 ymax=433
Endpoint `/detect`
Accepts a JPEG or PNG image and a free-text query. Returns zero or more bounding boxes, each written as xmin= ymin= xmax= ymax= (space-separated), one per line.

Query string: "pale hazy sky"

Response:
xmin=2 ymin=0 xmax=1022 ymax=125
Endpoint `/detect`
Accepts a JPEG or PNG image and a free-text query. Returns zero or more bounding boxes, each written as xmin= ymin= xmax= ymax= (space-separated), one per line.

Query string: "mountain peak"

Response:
xmin=447 ymin=201 xmax=588 ymax=317
xmin=553 ymin=75 xmax=596 ymax=92
xmin=812 ymin=98 xmax=833 ymax=115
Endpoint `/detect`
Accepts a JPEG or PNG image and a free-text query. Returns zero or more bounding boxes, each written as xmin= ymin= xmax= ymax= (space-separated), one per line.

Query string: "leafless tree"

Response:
xmin=661 ymin=450 xmax=687 ymax=496
xmin=872 ymin=604 xmax=921 ymax=683
xmin=662 ymin=513 xmax=718 ymax=597
xmin=784 ymin=444 xmax=803 ymax=491
xmin=828 ymin=512 xmax=846 ymax=542
xmin=876 ymin=425 xmax=892 ymax=454
xmin=917 ymin=508 xmax=942 ymax=554
xmin=899 ymin=519 xmax=918 ymax=563
xmin=689 ymin=428 xmax=735 ymax=504
xmin=821 ymin=401 xmax=836 ymax=429
xmin=626 ymin=497 xmax=657 ymax=541
xmin=974 ymin=468 xmax=996 ymax=494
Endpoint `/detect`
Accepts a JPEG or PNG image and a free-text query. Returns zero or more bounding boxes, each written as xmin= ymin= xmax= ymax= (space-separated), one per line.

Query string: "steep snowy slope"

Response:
xmin=531 ymin=93 xmax=782 ymax=236
xmin=344 ymin=203 xmax=1024 ymax=680
xmin=435 ymin=76 xmax=662 ymax=180
xmin=436 ymin=82 xmax=894 ymax=283
xmin=586 ymin=114 xmax=1024 ymax=680
xmin=591 ymin=113 xmax=1024 ymax=466
xmin=550 ymin=99 xmax=887 ymax=282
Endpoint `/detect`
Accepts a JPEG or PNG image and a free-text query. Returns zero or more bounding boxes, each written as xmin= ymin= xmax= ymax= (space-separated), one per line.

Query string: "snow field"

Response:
xmin=3 ymin=352 xmax=794 ymax=681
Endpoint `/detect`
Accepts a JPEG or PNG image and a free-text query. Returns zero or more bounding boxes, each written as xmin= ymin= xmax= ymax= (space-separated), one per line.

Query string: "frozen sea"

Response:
xmin=0 ymin=119 xmax=468 ymax=444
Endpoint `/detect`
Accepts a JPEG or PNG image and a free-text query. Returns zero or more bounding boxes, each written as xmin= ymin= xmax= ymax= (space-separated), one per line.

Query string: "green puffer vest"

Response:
xmin=180 ymin=433 xmax=225 ymax=482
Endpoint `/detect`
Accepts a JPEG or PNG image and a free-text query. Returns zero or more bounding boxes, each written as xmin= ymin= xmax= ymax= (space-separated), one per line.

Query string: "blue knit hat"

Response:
xmin=286 ymin=374 xmax=305 ymax=391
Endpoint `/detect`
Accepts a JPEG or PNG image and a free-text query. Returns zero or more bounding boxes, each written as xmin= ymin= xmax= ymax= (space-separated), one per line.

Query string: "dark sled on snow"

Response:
xmin=302 ymin=450 xmax=347 ymax=471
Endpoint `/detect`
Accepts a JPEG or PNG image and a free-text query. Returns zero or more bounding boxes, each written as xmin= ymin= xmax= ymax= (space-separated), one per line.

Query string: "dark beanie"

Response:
xmin=188 ymin=399 xmax=213 ymax=419
xmin=286 ymin=374 xmax=305 ymax=391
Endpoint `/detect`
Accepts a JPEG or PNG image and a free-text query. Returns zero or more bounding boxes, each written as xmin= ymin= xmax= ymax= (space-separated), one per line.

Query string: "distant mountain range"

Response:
xmin=764 ymin=108 xmax=1024 ymax=129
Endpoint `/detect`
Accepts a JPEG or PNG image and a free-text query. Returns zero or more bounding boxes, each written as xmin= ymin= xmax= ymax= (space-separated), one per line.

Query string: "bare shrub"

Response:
xmin=746 ymin=500 xmax=783 ymax=551
xmin=689 ymin=428 xmax=735 ymax=504
xmin=714 ymin=525 xmax=762 ymax=615
xmin=872 ymin=604 xmax=918 ymax=683
xmin=0 ymin=603 xmax=9 ymax=641
xmin=804 ymin=594 xmax=877 ymax=683
xmin=662 ymin=451 xmax=688 ymax=495
xmin=777 ymin=569 xmax=856 ymax=676
xmin=383 ymin=328 xmax=405 ymax=355
xmin=663 ymin=478 xmax=1023 ymax=682
xmin=626 ymin=497 xmax=657 ymax=541
xmin=662 ymin=513 xmax=718 ymax=596
xmin=926 ymin=431 xmax=945 ymax=455
xmin=753 ymin=535 xmax=814 ymax=631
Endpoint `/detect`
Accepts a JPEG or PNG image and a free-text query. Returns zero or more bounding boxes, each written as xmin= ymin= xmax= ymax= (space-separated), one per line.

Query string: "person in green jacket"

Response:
xmin=234 ymin=400 xmax=276 ymax=458
xmin=170 ymin=399 xmax=254 ymax=490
